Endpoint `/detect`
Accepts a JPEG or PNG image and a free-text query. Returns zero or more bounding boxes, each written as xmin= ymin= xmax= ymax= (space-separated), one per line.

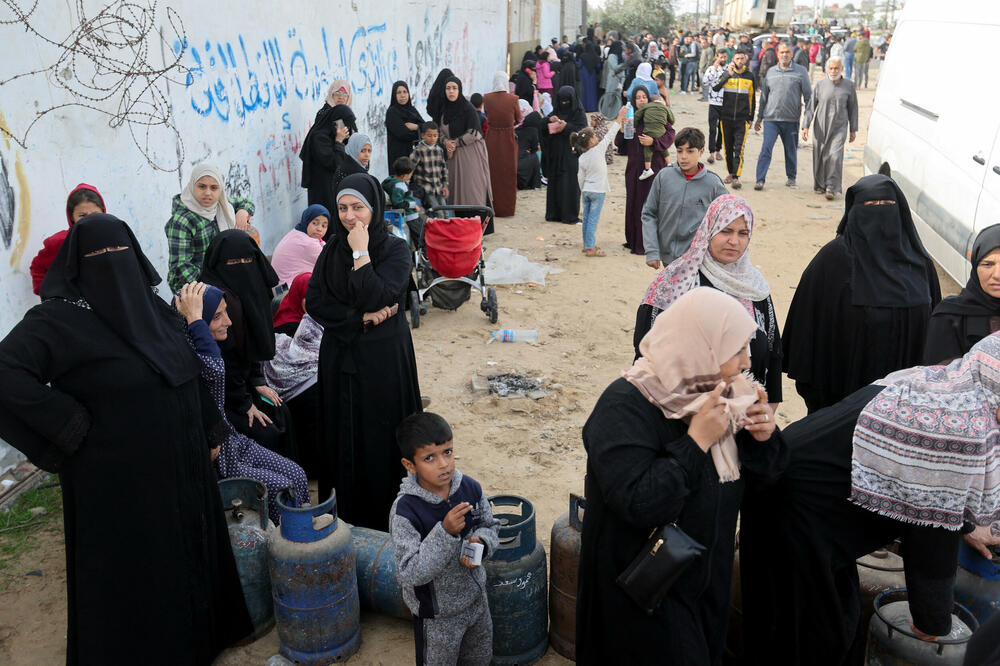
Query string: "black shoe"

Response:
xmin=786 ymin=179 xmax=796 ymax=188
xmin=754 ymin=181 xmax=764 ymax=191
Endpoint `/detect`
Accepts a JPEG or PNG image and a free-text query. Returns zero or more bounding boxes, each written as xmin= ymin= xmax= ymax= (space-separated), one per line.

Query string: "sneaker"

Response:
xmin=707 ymin=154 xmax=715 ymax=164
xmin=786 ymin=179 xmax=796 ymax=188
xmin=754 ymin=181 xmax=764 ymax=191
xmin=714 ymin=152 xmax=723 ymax=162
xmin=814 ymin=187 xmax=824 ymax=194
xmin=825 ymin=190 xmax=835 ymax=200
xmin=723 ymin=174 xmax=733 ymax=184
xmin=731 ymin=179 xmax=742 ymax=190
xmin=638 ymin=168 xmax=655 ymax=181
xmin=540 ymin=176 xmax=548 ymax=186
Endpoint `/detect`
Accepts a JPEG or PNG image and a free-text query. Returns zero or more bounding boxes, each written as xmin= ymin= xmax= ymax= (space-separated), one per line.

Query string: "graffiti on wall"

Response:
xmin=0 ymin=154 xmax=14 ymax=249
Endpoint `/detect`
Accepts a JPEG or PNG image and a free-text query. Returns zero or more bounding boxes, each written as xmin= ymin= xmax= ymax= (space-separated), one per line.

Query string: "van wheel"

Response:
xmin=878 ymin=162 xmax=891 ymax=177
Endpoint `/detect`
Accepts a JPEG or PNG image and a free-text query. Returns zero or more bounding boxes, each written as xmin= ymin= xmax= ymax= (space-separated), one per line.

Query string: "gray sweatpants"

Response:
xmin=413 ymin=593 xmax=492 ymax=666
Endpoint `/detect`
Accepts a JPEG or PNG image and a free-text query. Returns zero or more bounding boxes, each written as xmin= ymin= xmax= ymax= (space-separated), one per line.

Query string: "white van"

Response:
xmin=864 ymin=0 xmax=1000 ymax=283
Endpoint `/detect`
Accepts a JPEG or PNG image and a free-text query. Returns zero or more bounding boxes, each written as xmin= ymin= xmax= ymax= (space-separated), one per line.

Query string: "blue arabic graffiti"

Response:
xmin=175 ymin=23 xmax=398 ymax=124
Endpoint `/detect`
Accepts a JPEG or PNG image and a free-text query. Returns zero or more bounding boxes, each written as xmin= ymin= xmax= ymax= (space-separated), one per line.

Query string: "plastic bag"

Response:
xmin=484 ymin=248 xmax=563 ymax=286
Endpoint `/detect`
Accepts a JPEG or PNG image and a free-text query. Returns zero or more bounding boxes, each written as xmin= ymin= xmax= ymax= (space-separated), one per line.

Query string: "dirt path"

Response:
xmin=0 ymin=65 xmax=960 ymax=665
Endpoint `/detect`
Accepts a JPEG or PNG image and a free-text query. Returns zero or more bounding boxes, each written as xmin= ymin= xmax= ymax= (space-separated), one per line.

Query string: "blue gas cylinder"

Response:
xmin=218 ymin=478 xmax=274 ymax=640
xmin=485 ymin=495 xmax=549 ymax=665
xmin=954 ymin=541 xmax=1000 ymax=624
xmin=268 ymin=489 xmax=360 ymax=664
xmin=351 ymin=526 xmax=411 ymax=620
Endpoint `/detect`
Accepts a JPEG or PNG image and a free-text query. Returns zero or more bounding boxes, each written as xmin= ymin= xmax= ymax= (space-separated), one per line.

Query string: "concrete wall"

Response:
xmin=0 ymin=0 xmax=506 ymax=472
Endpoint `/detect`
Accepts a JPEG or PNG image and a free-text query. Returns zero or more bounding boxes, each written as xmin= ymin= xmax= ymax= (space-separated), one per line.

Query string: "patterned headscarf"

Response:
xmin=642 ymin=194 xmax=770 ymax=317
xmin=851 ymin=332 xmax=1000 ymax=530
xmin=625 ymin=287 xmax=761 ymax=483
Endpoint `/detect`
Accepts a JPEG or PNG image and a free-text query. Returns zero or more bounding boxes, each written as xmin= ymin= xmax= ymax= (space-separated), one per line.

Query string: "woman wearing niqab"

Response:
xmin=0 ymin=214 xmax=252 ymax=663
xmin=200 ymin=230 xmax=296 ymax=460
xmin=741 ymin=334 xmax=1000 ymax=664
xmin=542 ymin=86 xmax=588 ymax=224
xmin=305 ymin=174 xmax=422 ymax=530
xmin=578 ymin=40 xmax=602 ymax=112
xmin=924 ymin=223 xmax=1000 ymax=364
xmin=781 ymin=174 xmax=941 ymax=413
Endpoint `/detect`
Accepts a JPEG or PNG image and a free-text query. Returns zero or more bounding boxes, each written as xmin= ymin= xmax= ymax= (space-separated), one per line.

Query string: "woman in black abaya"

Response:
xmin=924 ymin=224 xmax=1000 ymax=364
xmin=426 ymin=68 xmax=455 ymax=125
xmin=542 ymin=86 xmax=588 ymax=224
xmin=384 ymin=81 xmax=424 ymax=168
xmin=781 ymin=174 xmax=941 ymax=413
xmin=0 ymin=214 xmax=251 ymax=663
xmin=306 ymin=173 xmax=422 ymax=530
xmin=200 ymin=230 xmax=296 ymax=460
xmin=299 ymin=103 xmax=355 ymax=215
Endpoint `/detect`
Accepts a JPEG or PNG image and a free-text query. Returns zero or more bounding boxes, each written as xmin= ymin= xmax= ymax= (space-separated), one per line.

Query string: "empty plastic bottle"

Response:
xmin=491 ymin=329 xmax=538 ymax=343
xmin=623 ymin=104 xmax=634 ymax=140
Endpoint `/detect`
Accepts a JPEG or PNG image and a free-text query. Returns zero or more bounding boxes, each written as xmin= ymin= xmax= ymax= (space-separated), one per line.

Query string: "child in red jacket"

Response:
xmin=29 ymin=184 xmax=105 ymax=294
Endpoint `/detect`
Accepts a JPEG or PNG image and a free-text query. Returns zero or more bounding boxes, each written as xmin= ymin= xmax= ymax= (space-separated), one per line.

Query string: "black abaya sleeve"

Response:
xmin=306 ymin=237 xmax=411 ymax=342
xmin=736 ymin=429 xmax=788 ymax=484
xmin=350 ymin=238 xmax=413 ymax=313
xmin=923 ymin=313 xmax=965 ymax=365
xmin=385 ymin=109 xmax=420 ymax=144
xmin=925 ymin=256 xmax=942 ymax=309
xmin=582 ymin=380 xmax=710 ymax=530
xmin=313 ymin=128 xmax=347 ymax=171
xmin=221 ymin=350 xmax=254 ymax=414
xmin=762 ymin=296 xmax=784 ymax=403
xmin=0 ymin=303 xmax=91 ymax=471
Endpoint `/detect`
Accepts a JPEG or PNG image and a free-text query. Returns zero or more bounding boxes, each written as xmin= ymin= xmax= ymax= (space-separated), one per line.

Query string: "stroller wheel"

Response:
xmin=409 ymin=291 xmax=421 ymax=329
xmin=486 ymin=287 xmax=498 ymax=324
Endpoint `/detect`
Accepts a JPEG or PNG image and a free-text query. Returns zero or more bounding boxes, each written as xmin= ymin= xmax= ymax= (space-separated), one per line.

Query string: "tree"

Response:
xmin=589 ymin=0 xmax=676 ymax=39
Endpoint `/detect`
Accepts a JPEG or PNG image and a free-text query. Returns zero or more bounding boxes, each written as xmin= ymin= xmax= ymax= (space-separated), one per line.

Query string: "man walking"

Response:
xmin=753 ymin=42 xmax=811 ymax=190
xmin=712 ymin=51 xmax=756 ymax=189
xmin=854 ymin=33 xmax=872 ymax=89
xmin=802 ymin=57 xmax=858 ymax=199
xmin=702 ymin=51 xmax=728 ymax=164
xmin=680 ymin=35 xmax=699 ymax=94
xmin=698 ymin=35 xmax=715 ymax=100
xmin=843 ymin=32 xmax=858 ymax=81
xmin=793 ymin=38 xmax=810 ymax=68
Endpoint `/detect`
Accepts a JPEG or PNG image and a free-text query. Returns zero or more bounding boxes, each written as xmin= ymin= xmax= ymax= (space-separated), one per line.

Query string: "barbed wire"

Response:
xmin=0 ymin=0 xmax=188 ymax=172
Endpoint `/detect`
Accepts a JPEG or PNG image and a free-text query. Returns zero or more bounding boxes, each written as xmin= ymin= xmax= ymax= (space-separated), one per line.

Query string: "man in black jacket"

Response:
xmin=712 ymin=51 xmax=756 ymax=189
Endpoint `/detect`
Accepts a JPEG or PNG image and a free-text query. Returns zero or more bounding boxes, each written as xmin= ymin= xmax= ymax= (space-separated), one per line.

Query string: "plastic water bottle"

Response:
xmin=491 ymin=329 xmax=538 ymax=343
xmin=624 ymin=104 xmax=634 ymax=140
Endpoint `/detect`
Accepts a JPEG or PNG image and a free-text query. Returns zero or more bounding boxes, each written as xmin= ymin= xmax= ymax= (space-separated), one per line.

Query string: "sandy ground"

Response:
xmin=0 ymin=64 xmax=961 ymax=664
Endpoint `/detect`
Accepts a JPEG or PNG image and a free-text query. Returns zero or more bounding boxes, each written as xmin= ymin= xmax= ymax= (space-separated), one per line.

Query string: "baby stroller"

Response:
xmin=409 ymin=205 xmax=497 ymax=328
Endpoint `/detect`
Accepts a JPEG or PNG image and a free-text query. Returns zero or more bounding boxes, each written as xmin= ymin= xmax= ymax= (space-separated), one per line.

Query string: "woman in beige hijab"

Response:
xmin=576 ymin=287 xmax=785 ymax=665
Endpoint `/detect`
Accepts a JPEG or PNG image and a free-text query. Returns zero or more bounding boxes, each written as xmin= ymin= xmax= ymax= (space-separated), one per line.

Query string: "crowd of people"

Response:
xmin=0 ymin=17 xmax=997 ymax=666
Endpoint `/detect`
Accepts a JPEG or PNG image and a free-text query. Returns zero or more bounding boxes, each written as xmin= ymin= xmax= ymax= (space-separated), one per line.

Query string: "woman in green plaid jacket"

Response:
xmin=166 ymin=164 xmax=254 ymax=291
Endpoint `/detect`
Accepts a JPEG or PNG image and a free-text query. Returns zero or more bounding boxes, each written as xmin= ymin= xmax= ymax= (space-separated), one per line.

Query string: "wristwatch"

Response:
xmin=352 ymin=250 xmax=369 ymax=260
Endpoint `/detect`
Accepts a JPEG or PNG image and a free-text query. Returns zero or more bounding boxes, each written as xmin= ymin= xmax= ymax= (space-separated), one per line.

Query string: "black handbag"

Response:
xmin=616 ymin=523 xmax=706 ymax=615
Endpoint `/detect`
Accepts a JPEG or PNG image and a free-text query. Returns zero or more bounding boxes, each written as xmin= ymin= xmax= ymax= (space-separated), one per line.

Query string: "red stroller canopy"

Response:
xmin=424 ymin=217 xmax=484 ymax=278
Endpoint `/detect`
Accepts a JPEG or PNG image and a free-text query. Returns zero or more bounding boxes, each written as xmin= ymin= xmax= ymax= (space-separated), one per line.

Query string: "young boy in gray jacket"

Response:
xmin=642 ymin=127 xmax=728 ymax=269
xmin=390 ymin=412 xmax=500 ymax=666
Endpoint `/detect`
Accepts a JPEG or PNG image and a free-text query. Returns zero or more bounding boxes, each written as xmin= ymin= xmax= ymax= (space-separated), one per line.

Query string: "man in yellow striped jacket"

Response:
xmin=711 ymin=51 xmax=756 ymax=190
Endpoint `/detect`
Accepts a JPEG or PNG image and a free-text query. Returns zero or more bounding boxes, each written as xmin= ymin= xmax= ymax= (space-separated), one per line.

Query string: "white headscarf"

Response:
xmin=180 ymin=164 xmax=237 ymax=230
xmin=492 ymin=71 xmax=510 ymax=93
xmin=516 ymin=99 xmax=533 ymax=128
xmin=539 ymin=92 xmax=553 ymax=116
xmin=635 ymin=62 xmax=654 ymax=81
